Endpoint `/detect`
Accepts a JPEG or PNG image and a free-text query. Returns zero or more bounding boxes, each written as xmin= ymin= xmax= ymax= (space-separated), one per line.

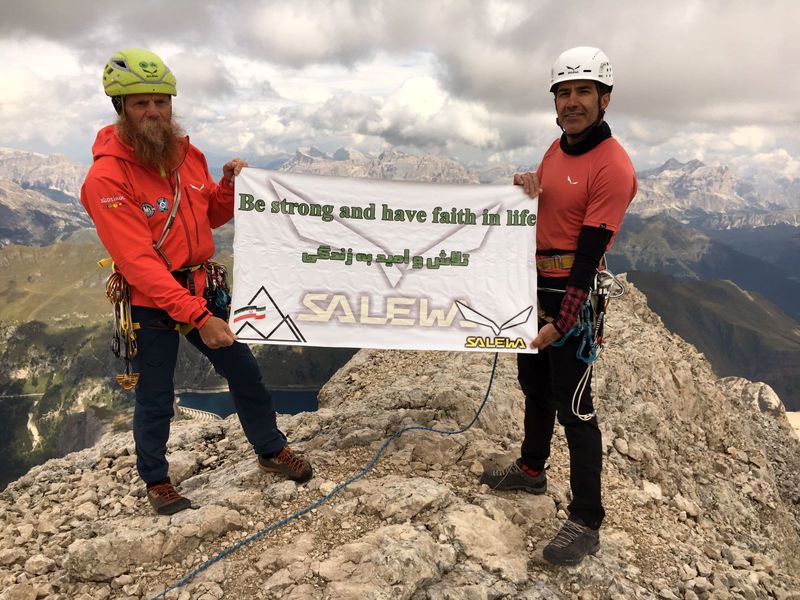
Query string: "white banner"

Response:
xmin=232 ymin=169 xmax=538 ymax=353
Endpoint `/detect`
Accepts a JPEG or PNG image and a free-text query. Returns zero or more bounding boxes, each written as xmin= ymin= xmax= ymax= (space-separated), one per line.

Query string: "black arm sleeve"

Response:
xmin=566 ymin=225 xmax=613 ymax=291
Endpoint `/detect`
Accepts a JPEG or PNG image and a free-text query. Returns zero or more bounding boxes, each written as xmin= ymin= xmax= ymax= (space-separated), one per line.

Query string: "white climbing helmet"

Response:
xmin=549 ymin=46 xmax=613 ymax=93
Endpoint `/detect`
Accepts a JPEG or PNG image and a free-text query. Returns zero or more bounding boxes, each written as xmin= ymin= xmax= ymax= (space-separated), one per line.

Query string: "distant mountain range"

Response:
xmin=0 ymin=147 xmax=91 ymax=246
xmin=633 ymin=157 xmax=800 ymax=227
xmin=0 ymin=147 xmax=87 ymax=200
xmin=608 ymin=214 xmax=800 ymax=321
xmin=2 ymin=146 xmax=798 ymax=244
xmin=278 ymin=145 xmax=477 ymax=183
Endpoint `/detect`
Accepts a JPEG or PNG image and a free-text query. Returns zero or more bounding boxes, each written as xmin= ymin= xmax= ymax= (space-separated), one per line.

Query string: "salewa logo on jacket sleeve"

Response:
xmin=100 ymin=194 xmax=126 ymax=209
xmin=189 ymin=183 xmax=205 ymax=191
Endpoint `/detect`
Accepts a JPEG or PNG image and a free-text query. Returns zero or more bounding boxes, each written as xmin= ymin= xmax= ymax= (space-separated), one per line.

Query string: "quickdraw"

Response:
xmin=549 ymin=268 xmax=625 ymax=421
xmin=100 ymin=258 xmax=140 ymax=390
xmin=551 ymin=269 xmax=624 ymax=362
xmin=203 ymin=261 xmax=231 ymax=318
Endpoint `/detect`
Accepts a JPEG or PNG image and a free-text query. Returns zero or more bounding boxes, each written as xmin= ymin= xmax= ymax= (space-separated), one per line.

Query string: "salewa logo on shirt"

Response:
xmin=567 ymin=176 xmax=579 ymax=185
xmin=189 ymin=183 xmax=205 ymax=191
xmin=100 ymin=194 xmax=126 ymax=209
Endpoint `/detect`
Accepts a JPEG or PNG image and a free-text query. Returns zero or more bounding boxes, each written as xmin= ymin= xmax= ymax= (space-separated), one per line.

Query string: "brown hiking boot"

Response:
xmin=258 ymin=447 xmax=313 ymax=484
xmin=146 ymin=480 xmax=192 ymax=515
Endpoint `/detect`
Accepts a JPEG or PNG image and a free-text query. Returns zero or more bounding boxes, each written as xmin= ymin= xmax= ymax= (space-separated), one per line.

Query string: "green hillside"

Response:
xmin=0 ymin=240 xmax=110 ymax=324
xmin=0 ymin=237 xmax=355 ymax=489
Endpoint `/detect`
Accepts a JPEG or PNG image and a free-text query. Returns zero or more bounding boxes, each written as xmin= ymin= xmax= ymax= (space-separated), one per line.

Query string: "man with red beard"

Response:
xmin=81 ymin=49 xmax=312 ymax=515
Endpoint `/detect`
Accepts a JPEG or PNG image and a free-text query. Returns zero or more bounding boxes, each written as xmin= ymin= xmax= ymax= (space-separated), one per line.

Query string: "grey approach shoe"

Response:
xmin=479 ymin=458 xmax=547 ymax=494
xmin=543 ymin=518 xmax=600 ymax=566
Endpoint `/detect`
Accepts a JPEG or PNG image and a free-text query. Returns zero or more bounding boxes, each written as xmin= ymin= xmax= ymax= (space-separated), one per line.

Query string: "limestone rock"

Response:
xmin=1 ymin=277 xmax=799 ymax=599
xmin=438 ymin=504 xmax=528 ymax=583
xmin=350 ymin=475 xmax=453 ymax=520
xmin=315 ymin=523 xmax=456 ymax=599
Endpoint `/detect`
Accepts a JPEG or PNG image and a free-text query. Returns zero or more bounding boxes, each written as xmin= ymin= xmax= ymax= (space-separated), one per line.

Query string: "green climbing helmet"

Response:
xmin=103 ymin=48 xmax=177 ymax=97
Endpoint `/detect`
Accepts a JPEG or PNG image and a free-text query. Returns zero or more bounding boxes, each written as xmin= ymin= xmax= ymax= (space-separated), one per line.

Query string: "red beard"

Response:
xmin=116 ymin=113 xmax=185 ymax=170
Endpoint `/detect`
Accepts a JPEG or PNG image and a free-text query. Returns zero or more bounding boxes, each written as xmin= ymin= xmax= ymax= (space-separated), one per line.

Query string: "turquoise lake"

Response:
xmin=178 ymin=389 xmax=318 ymax=418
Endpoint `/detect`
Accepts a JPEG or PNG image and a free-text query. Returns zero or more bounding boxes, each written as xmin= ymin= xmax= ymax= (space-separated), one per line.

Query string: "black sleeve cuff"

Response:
xmin=566 ymin=225 xmax=613 ymax=291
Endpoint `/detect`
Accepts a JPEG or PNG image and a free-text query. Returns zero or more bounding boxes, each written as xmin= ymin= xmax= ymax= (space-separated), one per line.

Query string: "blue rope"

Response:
xmin=152 ymin=352 xmax=499 ymax=599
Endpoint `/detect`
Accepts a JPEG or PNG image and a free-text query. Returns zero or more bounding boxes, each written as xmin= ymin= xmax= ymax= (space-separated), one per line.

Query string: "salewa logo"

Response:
xmin=455 ymin=301 xmax=532 ymax=336
xmin=566 ymin=64 xmax=581 ymax=74
xmin=189 ymin=183 xmax=205 ymax=191
xmin=567 ymin=176 xmax=579 ymax=185
xmin=465 ymin=336 xmax=526 ymax=350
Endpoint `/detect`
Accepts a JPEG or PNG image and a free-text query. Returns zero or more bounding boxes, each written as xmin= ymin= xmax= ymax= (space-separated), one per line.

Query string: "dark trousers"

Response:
xmin=517 ymin=288 xmax=605 ymax=529
xmin=131 ymin=305 xmax=286 ymax=484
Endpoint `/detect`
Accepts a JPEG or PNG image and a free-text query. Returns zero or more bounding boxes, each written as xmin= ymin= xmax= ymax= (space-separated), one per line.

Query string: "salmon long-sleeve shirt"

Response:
xmin=535 ymin=136 xmax=637 ymax=278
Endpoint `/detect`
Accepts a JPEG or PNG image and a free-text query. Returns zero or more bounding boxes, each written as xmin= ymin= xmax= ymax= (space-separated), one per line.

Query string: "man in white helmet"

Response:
xmin=480 ymin=47 xmax=637 ymax=565
xmin=81 ymin=49 xmax=313 ymax=516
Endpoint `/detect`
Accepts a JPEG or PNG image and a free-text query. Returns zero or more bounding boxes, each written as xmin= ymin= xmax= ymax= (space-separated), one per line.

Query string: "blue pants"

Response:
xmin=131 ymin=306 xmax=286 ymax=484
xmin=517 ymin=287 xmax=605 ymax=529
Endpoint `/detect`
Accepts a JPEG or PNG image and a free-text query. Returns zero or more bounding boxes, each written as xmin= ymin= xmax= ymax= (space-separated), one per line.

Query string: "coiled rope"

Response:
xmin=152 ymin=352 xmax=500 ymax=599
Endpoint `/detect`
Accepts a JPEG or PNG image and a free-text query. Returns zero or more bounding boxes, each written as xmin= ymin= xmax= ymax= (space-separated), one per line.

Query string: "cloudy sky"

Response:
xmin=1 ymin=0 xmax=798 ymax=176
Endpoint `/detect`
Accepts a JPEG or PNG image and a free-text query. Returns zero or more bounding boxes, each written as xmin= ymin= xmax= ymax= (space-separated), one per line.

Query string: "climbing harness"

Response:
xmin=151 ymin=353 xmax=500 ymax=600
xmin=100 ymin=258 xmax=140 ymax=390
xmin=535 ymin=253 xmax=575 ymax=271
xmin=98 ymin=169 xmax=195 ymax=387
xmin=100 ymin=257 xmax=230 ymax=385
xmin=550 ymin=268 xmax=625 ymax=421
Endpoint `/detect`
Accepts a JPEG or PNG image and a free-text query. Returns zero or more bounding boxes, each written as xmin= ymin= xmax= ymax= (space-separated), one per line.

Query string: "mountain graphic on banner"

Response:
xmin=233 ymin=285 xmax=306 ymax=343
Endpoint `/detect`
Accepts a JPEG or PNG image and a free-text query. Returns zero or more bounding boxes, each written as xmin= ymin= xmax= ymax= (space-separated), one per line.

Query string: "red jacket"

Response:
xmin=81 ymin=124 xmax=234 ymax=327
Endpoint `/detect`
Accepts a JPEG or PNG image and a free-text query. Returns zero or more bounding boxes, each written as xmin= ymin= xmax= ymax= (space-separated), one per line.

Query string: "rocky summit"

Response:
xmin=1 ymin=279 xmax=799 ymax=600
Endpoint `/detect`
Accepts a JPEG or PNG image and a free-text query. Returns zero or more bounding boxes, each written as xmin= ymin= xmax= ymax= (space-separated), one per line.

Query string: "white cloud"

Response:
xmin=0 ymin=0 xmax=797 ymax=174
xmin=381 ymin=77 xmax=446 ymax=119
xmin=728 ymin=126 xmax=774 ymax=152
xmin=742 ymin=149 xmax=800 ymax=180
